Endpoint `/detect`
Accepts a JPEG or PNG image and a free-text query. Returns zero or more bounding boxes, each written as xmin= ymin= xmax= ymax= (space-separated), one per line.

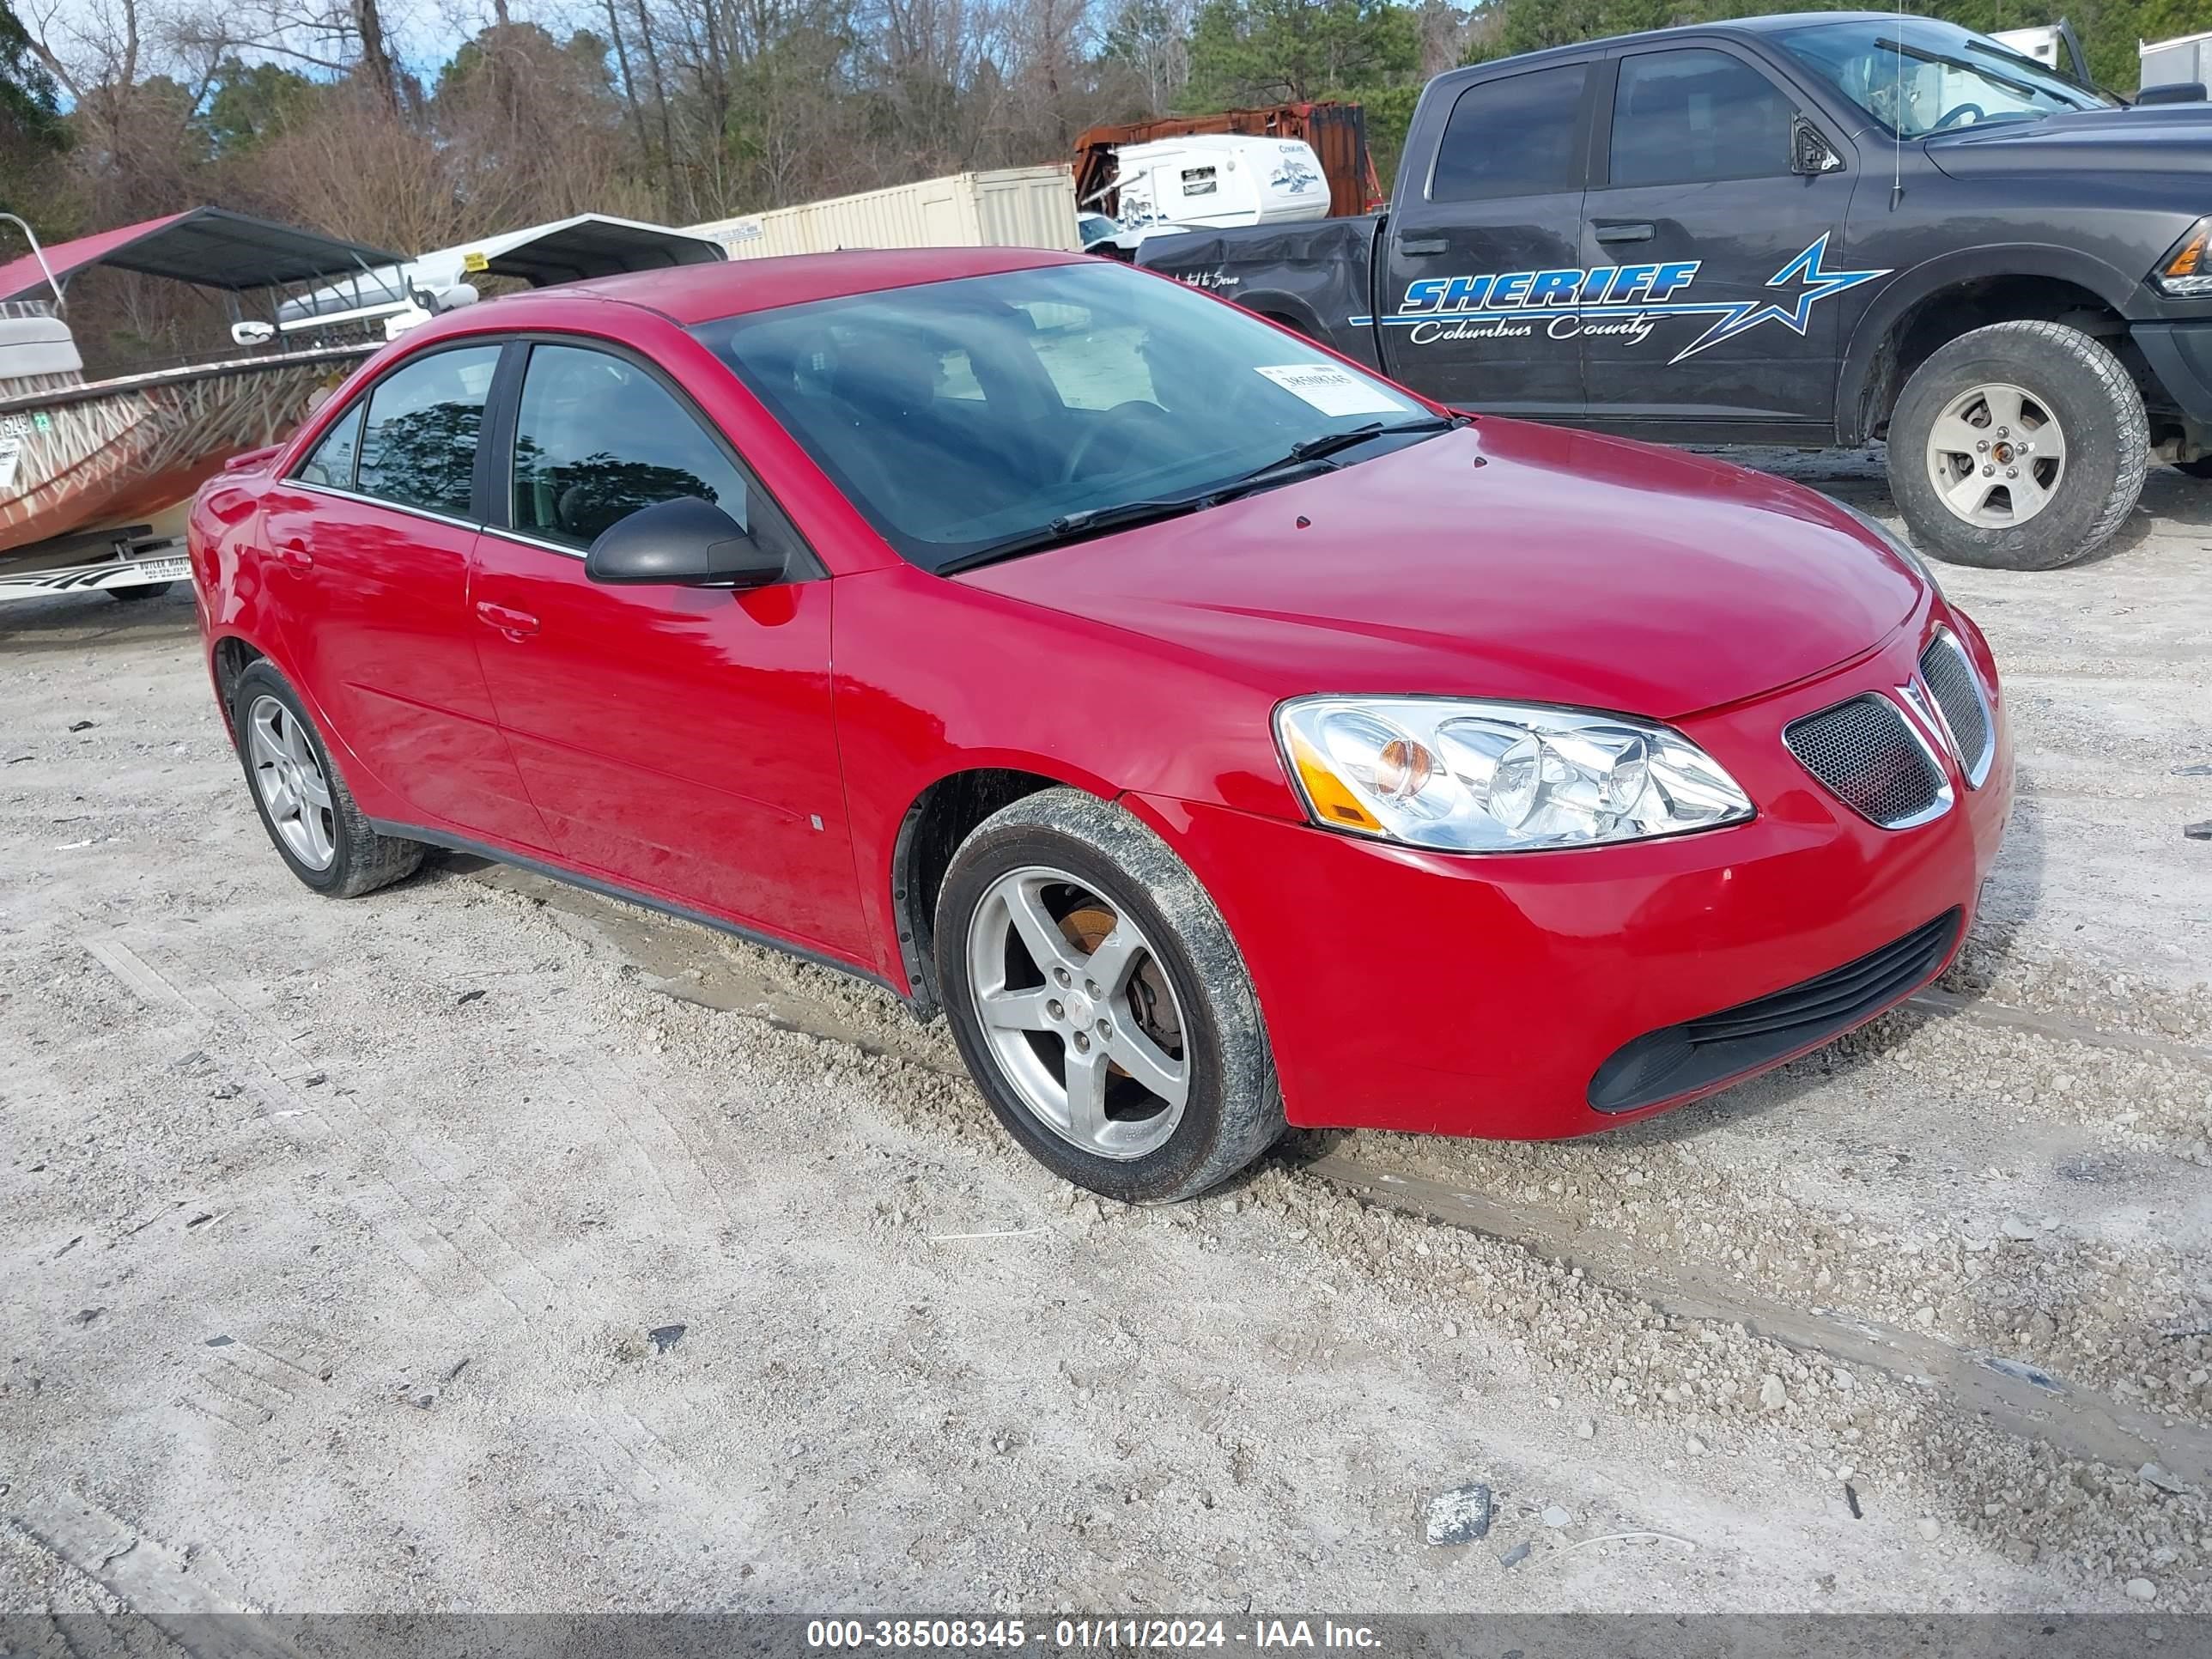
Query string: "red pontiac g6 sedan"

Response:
xmin=189 ymin=248 xmax=2011 ymax=1202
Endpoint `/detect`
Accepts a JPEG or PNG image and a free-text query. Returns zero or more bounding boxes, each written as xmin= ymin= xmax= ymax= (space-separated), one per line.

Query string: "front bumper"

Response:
xmin=2133 ymin=319 xmax=2212 ymax=427
xmin=1136 ymin=605 xmax=2011 ymax=1139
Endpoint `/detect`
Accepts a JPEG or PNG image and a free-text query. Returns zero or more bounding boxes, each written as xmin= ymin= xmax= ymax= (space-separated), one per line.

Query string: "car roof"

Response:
xmin=1455 ymin=9 xmax=1906 ymax=71
xmin=487 ymin=245 xmax=1089 ymax=326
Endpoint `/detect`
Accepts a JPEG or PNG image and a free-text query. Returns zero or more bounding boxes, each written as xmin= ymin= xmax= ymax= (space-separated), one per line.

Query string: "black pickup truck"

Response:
xmin=1139 ymin=11 xmax=2212 ymax=569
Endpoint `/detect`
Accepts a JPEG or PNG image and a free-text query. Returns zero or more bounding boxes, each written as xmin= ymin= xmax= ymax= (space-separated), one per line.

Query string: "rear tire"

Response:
xmin=1887 ymin=320 xmax=2147 ymax=570
xmin=934 ymin=788 xmax=1282 ymax=1203
xmin=231 ymin=661 xmax=425 ymax=898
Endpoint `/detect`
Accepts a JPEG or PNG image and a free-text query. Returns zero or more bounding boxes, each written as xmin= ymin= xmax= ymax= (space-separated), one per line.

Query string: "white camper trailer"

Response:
xmin=1107 ymin=136 xmax=1331 ymax=234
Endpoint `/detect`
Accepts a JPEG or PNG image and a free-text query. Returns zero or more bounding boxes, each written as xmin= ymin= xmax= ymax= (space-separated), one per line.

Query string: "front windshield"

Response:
xmin=695 ymin=260 xmax=1431 ymax=572
xmin=1774 ymin=16 xmax=2113 ymax=138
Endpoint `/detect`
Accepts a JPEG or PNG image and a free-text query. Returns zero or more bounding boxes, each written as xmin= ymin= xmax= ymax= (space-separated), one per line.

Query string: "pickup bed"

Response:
xmin=1139 ymin=9 xmax=2212 ymax=569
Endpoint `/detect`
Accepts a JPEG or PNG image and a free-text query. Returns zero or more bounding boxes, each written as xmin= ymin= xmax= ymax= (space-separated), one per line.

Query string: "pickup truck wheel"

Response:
xmin=934 ymin=787 xmax=1283 ymax=1204
xmin=1888 ymin=320 xmax=2146 ymax=570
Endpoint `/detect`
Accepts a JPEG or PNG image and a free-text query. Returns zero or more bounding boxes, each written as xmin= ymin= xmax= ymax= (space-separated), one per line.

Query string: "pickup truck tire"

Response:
xmin=1887 ymin=321 xmax=2147 ymax=571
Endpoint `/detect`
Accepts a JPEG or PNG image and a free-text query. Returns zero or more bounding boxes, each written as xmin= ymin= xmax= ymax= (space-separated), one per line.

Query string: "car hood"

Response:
xmin=958 ymin=421 xmax=1923 ymax=722
xmin=1925 ymin=105 xmax=2212 ymax=177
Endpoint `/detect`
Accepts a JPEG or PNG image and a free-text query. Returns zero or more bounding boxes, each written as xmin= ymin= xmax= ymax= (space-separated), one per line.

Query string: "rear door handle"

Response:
xmin=474 ymin=600 xmax=539 ymax=640
xmin=1396 ymin=237 xmax=1449 ymax=256
xmin=1594 ymin=222 xmax=1656 ymax=244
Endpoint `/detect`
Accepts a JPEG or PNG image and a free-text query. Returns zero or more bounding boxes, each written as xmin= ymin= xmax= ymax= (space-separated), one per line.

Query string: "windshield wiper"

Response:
xmin=1206 ymin=414 xmax=1468 ymax=502
xmin=937 ymin=414 xmax=1467 ymax=575
xmin=938 ymin=495 xmax=1211 ymax=574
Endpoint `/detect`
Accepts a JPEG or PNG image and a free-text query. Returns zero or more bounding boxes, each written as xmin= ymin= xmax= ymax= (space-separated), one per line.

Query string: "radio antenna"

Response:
xmin=1891 ymin=0 xmax=1906 ymax=209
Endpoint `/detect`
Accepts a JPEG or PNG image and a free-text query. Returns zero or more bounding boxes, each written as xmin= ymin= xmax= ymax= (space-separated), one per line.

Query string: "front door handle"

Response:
xmin=276 ymin=538 xmax=313 ymax=568
xmin=1594 ymin=222 xmax=1656 ymax=244
xmin=474 ymin=600 xmax=539 ymax=640
xmin=1397 ymin=236 xmax=1449 ymax=256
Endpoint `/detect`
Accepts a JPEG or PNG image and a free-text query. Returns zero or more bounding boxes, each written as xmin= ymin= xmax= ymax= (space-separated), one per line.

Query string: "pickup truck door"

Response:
xmin=1376 ymin=59 xmax=1594 ymax=416
xmin=1574 ymin=42 xmax=1864 ymax=431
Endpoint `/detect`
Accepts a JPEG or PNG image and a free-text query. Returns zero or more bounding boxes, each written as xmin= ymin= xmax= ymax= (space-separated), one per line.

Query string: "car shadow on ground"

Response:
xmin=0 ymin=586 xmax=198 ymax=653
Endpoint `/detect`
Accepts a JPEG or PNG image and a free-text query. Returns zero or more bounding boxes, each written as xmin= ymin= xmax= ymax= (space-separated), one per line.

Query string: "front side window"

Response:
xmin=510 ymin=344 xmax=750 ymax=549
xmin=696 ymin=258 xmax=1429 ymax=573
xmin=1431 ymin=64 xmax=1588 ymax=202
xmin=1775 ymin=15 xmax=2112 ymax=137
xmin=356 ymin=344 xmax=501 ymax=519
xmin=1610 ymin=49 xmax=1794 ymax=186
xmin=296 ymin=402 xmax=365 ymax=489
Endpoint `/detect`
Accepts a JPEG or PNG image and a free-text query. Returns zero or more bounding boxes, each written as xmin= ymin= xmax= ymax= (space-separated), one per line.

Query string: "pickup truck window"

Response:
xmin=1773 ymin=15 xmax=2111 ymax=138
xmin=1610 ymin=49 xmax=1793 ymax=187
xmin=1432 ymin=64 xmax=1587 ymax=202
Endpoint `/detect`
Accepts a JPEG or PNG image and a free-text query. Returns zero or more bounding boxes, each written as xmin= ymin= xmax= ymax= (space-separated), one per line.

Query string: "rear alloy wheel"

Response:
xmin=935 ymin=788 xmax=1282 ymax=1203
xmin=231 ymin=661 xmax=425 ymax=898
xmin=1887 ymin=320 xmax=2147 ymax=570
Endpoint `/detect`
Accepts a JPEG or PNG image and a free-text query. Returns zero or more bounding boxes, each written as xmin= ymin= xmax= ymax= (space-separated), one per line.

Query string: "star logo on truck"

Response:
xmin=1667 ymin=234 xmax=1891 ymax=365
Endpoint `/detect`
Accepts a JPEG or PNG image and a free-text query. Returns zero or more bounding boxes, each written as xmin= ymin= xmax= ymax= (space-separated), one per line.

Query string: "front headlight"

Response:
xmin=1275 ymin=696 xmax=1754 ymax=853
xmin=1827 ymin=496 xmax=1940 ymax=594
xmin=2152 ymin=218 xmax=2212 ymax=298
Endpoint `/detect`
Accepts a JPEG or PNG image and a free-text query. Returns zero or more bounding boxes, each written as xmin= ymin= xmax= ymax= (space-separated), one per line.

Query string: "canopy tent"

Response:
xmin=278 ymin=214 xmax=726 ymax=325
xmin=0 ymin=208 xmax=407 ymax=305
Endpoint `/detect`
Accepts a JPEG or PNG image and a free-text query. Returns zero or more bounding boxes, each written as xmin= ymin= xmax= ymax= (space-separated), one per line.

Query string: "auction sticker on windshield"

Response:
xmin=1254 ymin=363 xmax=1414 ymax=418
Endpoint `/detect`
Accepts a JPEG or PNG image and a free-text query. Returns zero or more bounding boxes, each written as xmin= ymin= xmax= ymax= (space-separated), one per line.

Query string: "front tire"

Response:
xmin=1887 ymin=320 xmax=2147 ymax=570
xmin=231 ymin=662 xmax=425 ymax=898
xmin=934 ymin=788 xmax=1283 ymax=1203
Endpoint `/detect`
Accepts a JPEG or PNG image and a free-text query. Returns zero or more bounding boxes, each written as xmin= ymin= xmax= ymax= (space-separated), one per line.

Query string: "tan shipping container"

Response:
xmin=690 ymin=165 xmax=1081 ymax=261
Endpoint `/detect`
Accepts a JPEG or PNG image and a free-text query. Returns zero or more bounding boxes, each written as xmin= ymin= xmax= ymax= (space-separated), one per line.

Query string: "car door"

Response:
xmin=259 ymin=342 xmax=551 ymax=848
xmin=1376 ymin=59 xmax=1595 ymax=416
xmin=466 ymin=338 xmax=872 ymax=964
xmin=1577 ymin=42 xmax=1865 ymax=429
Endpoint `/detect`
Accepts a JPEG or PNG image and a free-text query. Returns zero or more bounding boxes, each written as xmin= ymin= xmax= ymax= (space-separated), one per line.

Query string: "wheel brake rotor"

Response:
xmin=1058 ymin=903 xmax=1182 ymax=1074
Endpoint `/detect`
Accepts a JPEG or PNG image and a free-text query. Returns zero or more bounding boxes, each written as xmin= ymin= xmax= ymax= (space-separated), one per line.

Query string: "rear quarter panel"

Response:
xmin=1137 ymin=217 xmax=1387 ymax=369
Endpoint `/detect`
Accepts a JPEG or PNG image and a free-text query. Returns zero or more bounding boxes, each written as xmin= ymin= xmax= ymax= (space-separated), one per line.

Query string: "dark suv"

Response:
xmin=1139 ymin=12 xmax=2212 ymax=568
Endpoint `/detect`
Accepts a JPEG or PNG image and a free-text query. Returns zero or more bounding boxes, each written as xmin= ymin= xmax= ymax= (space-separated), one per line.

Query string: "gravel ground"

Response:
xmin=2 ymin=451 xmax=2209 ymax=1615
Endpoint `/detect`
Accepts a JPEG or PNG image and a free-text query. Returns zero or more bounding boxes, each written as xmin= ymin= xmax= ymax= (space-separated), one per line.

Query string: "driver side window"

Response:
xmin=510 ymin=343 xmax=750 ymax=550
xmin=1609 ymin=48 xmax=1795 ymax=187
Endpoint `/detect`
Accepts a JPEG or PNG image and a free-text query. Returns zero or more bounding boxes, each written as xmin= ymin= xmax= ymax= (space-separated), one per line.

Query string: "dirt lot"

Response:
xmin=3 ymin=450 xmax=2209 ymax=1615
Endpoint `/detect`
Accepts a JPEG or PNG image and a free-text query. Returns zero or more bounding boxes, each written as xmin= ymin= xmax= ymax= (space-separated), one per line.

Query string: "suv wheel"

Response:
xmin=934 ymin=787 xmax=1284 ymax=1203
xmin=232 ymin=661 xmax=426 ymax=897
xmin=1887 ymin=320 xmax=2147 ymax=570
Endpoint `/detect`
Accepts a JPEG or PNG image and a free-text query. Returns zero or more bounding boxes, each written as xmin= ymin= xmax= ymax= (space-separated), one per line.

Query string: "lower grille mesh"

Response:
xmin=1784 ymin=695 xmax=1943 ymax=827
xmin=1588 ymin=909 xmax=1963 ymax=1113
xmin=1919 ymin=633 xmax=1993 ymax=785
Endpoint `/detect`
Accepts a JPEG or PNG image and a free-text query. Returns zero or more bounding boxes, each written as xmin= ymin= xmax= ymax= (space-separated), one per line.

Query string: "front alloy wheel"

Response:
xmin=1887 ymin=319 xmax=2147 ymax=571
xmin=965 ymin=866 xmax=1190 ymax=1161
xmin=934 ymin=788 xmax=1284 ymax=1203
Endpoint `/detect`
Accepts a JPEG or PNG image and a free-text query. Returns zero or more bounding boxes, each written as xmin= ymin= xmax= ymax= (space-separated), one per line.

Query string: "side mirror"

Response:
xmin=2138 ymin=82 xmax=2208 ymax=106
xmin=1790 ymin=114 xmax=1843 ymax=175
xmin=584 ymin=496 xmax=784 ymax=590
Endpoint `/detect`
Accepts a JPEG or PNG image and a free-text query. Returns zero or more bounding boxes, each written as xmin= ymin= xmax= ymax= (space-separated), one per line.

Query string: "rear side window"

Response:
xmin=1610 ymin=48 xmax=1795 ymax=186
xmin=510 ymin=343 xmax=750 ymax=549
xmin=296 ymin=403 xmax=364 ymax=489
xmin=356 ymin=344 xmax=501 ymax=519
xmin=1431 ymin=64 xmax=1588 ymax=201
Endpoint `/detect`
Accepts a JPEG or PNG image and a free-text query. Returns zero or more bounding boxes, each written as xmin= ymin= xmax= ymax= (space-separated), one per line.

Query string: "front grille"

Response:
xmin=1784 ymin=695 xmax=1948 ymax=828
xmin=1919 ymin=631 xmax=1995 ymax=787
xmin=1588 ymin=909 xmax=1963 ymax=1113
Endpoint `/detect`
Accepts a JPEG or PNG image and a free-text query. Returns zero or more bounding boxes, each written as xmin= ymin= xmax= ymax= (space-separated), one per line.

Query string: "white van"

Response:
xmin=1109 ymin=136 xmax=1331 ymax=233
